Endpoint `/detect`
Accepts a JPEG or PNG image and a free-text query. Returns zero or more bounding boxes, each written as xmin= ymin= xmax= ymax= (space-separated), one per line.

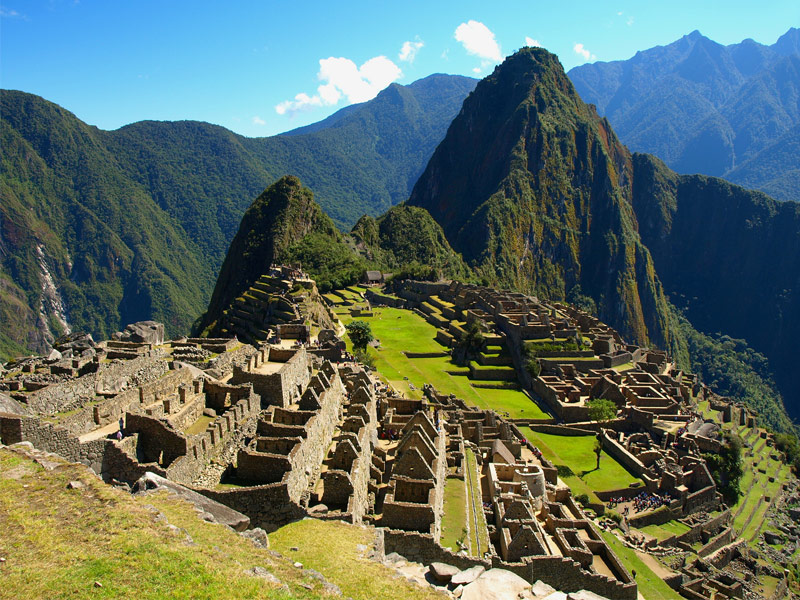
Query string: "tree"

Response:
xmin=593 ymin=438 xmax=603 ymax=470
xmin=345 ymin=320 xmax=374 ymax=351
xmin=703 ymin=431 xmax=743 ymax=506
xmin=587 ymin=398 xmax=617 ymax=423
xmin=453 ymin=320 xmax=485 ymax=365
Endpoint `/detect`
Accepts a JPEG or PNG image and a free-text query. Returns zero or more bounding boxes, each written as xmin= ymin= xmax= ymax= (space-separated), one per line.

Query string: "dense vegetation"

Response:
xmin=703 ymin=431 xmax=744 ymax=506
xmin=0 ymin=76 xmax=475 ymax=357
xmin=632 ymin=154 xmax=800 ymax=423
xmin=350 ymin=204 xmax=470 ymax=281
xmin=672 ymin=308 xmax=795 ymax=434
xmin=569 ymin=28 xmax=800 ymax=202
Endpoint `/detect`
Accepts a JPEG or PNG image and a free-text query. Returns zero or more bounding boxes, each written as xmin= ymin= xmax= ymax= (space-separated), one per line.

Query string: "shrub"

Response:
xmin=556 ymin=464 xmax=574 ymax=478
xmin=575 ymin=493 xmax=590 ymax=506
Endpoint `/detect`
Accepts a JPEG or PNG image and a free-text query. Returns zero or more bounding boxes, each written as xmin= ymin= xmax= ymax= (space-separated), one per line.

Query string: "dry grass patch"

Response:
xmin=270 ymin=519 xmax=445 ymax=600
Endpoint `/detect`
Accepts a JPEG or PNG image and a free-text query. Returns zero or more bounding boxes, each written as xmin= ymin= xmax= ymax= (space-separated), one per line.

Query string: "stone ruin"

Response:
xmin=3 ymin=274 xmax=797 ymax=600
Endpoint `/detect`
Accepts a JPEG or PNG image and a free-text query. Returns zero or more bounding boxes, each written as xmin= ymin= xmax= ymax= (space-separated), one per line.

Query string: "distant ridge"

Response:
xmin=0 ymin=74 xmax=476 ymax=355
xmin=568 ymin=27 xmax=800 ymax=202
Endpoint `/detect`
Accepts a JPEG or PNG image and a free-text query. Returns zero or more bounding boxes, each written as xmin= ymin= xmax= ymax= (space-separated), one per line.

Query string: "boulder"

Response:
xmin=764 ymin=531 xmax=783 ymax=545
xmin=240 ymin=527 xmax=269 ymax=549
xmin=568 ymin=591 xmax=611 ymax=600
xmin=119 ymin=321 xmax=165 ymax=345
xmin=0 ymin=392 xmax=30 ymax=416
xmin=451 ymin=565 xmax=486 ymax=586
xmin=132 ymin=472 xmax=250 ymax=531
xmin=46 ymin=349 xmax=62 ymax=363
xmin=54 ymin=331 xmax=96 ymax=354
xmin=531 ymin=580 xmax=557 ymax=597
xmin=429 ymin=562 xmax=460 ymax=583
xmin=462 ymin=569 xmax=531 ymax=600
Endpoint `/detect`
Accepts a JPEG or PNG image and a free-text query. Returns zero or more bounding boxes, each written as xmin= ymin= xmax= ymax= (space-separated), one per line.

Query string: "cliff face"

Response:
xmin=408 ymin=48 xmax=676 ymax=353
xmin=632 ymin=153 xmax=800 ymax=419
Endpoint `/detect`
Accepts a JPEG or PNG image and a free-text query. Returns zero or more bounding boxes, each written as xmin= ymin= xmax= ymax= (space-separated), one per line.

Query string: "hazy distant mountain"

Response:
xmin=0 ymin=74 xmax=476 ymax=355
xmin=568 ymin=28 xmax=800 ymax=201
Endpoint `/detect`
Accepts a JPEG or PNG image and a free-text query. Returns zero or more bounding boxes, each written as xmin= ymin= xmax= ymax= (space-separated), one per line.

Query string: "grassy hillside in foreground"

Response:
xmin=270 ymin=520 xmax=444 ymax=600
xmin=0 ymin=445 xmax=416 ymax=600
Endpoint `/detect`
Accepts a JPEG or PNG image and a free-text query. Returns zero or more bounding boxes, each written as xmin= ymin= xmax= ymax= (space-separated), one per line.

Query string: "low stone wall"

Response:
xmin=381 ymin=529 xmax=490 ymax=570
xmin=698 ymin=526 xmax=733 ymax=557
xmin=197 ymin=482 xmax=306 ymax=532
xmin=364 ymin=290 xmax=408 ymax=309
xmin=627 ymin=505 xmax=682 ymax=529
xmin=684 ymin=485 xmax=718 ymax=514
xmin=658 ymin=509 xmax=731 ymax=548
xmin=526 ymin=424 xmax=596 ymax=436
xmin=600 ymin=431 xmax=648 ymax=480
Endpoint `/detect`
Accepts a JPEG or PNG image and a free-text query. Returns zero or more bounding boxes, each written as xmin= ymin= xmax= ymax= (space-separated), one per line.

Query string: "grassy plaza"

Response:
xmin=336 ymin=305 xmax=549 ymax=419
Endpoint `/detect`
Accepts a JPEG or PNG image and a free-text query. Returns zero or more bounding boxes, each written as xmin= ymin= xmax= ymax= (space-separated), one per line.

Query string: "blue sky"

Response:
xmin=2 ymin=1 xmax=798 ymax=137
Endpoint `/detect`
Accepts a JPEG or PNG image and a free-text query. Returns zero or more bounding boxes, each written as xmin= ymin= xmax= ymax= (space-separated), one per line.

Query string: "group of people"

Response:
xmin=378 ymin=427 xmax=400 ymax=441
xmin=606 ymin=491 xmax=672 ymax=515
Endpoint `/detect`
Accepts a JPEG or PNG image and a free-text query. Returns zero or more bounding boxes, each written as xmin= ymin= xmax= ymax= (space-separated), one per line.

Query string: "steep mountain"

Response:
xmin=407 ymin=47 xmax=798 ymax=426
xmin=0 ymin=92 xmax=211 ymax=352
xmin=195 ymin=175 xmax=360 ymax=335
xmin=568 ymin=28 xmax=800 ymax=202
xmin=0 ymin=74 xmax=475 ymax=357
xmin=408 ymin=47 xmax=678 ymax=355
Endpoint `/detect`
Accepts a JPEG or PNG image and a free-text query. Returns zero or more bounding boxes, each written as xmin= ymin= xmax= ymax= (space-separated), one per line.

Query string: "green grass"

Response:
xmin=0 ymin=448 xmax=321 ymax=600
xmin=640 ymin=520 xmax=690 ymax=541
xmin=270 ymin=519 xmax=443 ymax=600
xmin=184 ymin=414 xmax=214 ymax=436
xmin=464 ymin=448 xmax=490 ymax=556
xmin=519 ymin=428 xmax=642 ymax=493
xmin=440 ymin=476 xmax=468 ymax=551
xmin=600 ymin=531 xmax=681 ymax=600
xmin=338 ymin=305 xmax=549 ymax=419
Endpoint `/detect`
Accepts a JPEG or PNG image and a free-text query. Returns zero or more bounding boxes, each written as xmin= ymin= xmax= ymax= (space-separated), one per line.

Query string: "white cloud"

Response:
xmin=626 ymin=16 xmax=634 ymax=26
xmin=275 ymin=55 xmax=402 ymax=116
xmin=525 ymin=36 xmax=541 ymax=48
xmin=0 ymin=7 xmax=25 ymax=18
xmin=252 ymin=116 xmax=266 ymax=126
xmin=573 ymin=43 xmax=596 ymax=61
xmin=399 ymin=38 xmax=424 ymax=63
xmin=454 ymin=20 xmax=502 ymax=62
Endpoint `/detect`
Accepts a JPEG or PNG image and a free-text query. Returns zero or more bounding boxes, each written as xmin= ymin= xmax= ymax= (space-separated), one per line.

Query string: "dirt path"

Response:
xmin=634 ymin=548 xmax=675 ymax=580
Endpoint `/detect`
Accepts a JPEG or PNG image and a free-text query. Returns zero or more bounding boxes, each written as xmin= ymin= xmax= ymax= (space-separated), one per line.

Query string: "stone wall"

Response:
xmin=381 ymin=529 xmax=490 ymax=570
xmin=197 ymin=482 xmax=306 ymax=533
xmin=232 ymin=347 xmax=311 ymax=408
xmin=24 ymin=354 xmax=167 ymax=416
xmin=207 ymin=343 xmax=258 ymax=376
xmin=697 ymin=526 xmax=733 ymax=557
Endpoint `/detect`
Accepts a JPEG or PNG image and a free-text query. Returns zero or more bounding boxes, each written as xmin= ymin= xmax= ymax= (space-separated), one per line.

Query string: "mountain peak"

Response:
xmin=408 ymin=48 xmax=673 ymax=351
